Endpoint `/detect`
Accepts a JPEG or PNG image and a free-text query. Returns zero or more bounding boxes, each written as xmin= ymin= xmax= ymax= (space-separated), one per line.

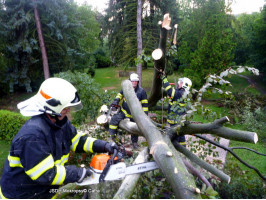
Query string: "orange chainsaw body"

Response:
xmin=90 ymin=154 xmax=119 ymax=171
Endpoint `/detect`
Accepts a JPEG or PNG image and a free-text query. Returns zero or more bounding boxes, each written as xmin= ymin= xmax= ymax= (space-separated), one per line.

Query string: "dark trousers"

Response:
xmin=109 ymin=112 xmax=138 ymax=143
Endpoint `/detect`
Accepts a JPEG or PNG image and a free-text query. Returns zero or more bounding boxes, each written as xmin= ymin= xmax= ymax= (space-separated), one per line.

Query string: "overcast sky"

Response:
xmin=75 ymin=0 xmax=265 ymax=14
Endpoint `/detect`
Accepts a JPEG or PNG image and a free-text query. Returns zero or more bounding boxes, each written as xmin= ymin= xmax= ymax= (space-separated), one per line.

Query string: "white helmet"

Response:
xmin=129 ymin=73 xmax=139 ymax=82
xmin=17 ymin=78 xmax=83 ymax=116
xmin=178 ymin=77 xmax=192 ymax=91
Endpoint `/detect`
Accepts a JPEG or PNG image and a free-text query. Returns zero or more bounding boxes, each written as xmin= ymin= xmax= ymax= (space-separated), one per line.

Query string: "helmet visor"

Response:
xmin=69 ymin=102 xmax=83 ymax=112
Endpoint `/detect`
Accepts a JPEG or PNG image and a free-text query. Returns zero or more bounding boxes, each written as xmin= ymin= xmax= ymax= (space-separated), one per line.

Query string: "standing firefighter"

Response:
xmin=0 ymin=78 xmax=118 ymax=199
xmin=109 ymin=73 xmax=149 ymax=149
xmin=161 ymin=74 xmax=192 ymax=146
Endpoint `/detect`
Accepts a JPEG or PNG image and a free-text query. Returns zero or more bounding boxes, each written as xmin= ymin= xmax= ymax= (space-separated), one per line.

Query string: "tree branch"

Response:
xmin=113 ymin=147 xmax=149 ymax=199
xmin=122 ymin=80 xmax=201 ymax=199
xmin=167 ymin=117 xmax=258 ymax=144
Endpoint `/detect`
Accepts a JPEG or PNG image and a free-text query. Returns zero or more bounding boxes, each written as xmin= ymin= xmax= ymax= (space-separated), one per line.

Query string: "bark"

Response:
xmin=33 ymin=0 xmax=50 ymax=79
xmin=148 ymin=14 xmax=171 ymax=107
xmin=122 ymin=80 xmax=201 ymax=199
xmin=183 ymin=159 xmax=213 ymax=189
xmin=136 ymin=0 xmax=142 ymax=86
xmin=113 ymin=147 xmax=149 ymax=199
xmin=169 ymin=117 xmax=258 ymax=144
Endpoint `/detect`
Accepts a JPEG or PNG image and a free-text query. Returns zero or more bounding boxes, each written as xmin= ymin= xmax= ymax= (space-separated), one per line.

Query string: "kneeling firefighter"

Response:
xmin=0 ymin=78 xmax=118 ymax=199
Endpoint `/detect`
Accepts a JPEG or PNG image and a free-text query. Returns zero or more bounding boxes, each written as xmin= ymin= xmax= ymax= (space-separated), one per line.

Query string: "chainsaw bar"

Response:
xmin=125 ymin=161 xmax=159 ymax=175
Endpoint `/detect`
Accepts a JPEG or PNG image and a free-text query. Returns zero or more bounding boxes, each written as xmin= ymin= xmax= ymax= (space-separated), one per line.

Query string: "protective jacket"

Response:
xmin=109 ymin=85 xmax=148 ymax=143
xmin=113 ymin=85 xmax=148 ymax=118
xmin=162 ymin=76 xmax=187 ymax=124
xmin=0 ymin=114 xmax=107 ymax=199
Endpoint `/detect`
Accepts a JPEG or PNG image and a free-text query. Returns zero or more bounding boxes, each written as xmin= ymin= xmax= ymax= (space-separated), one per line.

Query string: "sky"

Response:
xmin=75 ymin=0 xmax=265 ymax=14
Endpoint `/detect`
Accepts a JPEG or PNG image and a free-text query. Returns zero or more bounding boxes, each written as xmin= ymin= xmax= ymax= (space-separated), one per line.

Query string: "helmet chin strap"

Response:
xmin=39 ymin=106 xmax=62 ymax=117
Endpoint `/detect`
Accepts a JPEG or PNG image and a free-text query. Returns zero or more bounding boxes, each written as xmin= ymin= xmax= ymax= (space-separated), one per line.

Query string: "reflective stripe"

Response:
xmin=52 ymin=193 xmax=58 ymax=199
xmin=71 ymin=131 xmax=86 ymax=152
xmin=179 ymin=103 xmax=186 ymax=107
xmin=83 ymin=137 xmax=96 ymax=153
xmin=167 ymin=119 xmax=176 ymax=124
xmin=51 ymin=165 xmax=66 ymax=185
xmin=179 ymin=142 xmax=186 ymax=145
xmin=121 ymin=108 xmax=132 ymax=118
xmin=143 ymin=107 xmax=149 ymax=112
xmin=26 ymin=155 xmax=54 ymax=180
xmin=141 ymin=99 xmax=148 ymax=104
xmin=0 ymin=187 xmax=7 ymax=199
xmin=8 ymin=155 xmax=23 ymax=168
xmin=109 ymin=125 xmax=118 ymax=129
xmin=115 ymin=93 xmax=123 ymax=100
xmin=165 ymin=85 xmax=171 ymax=91
xmin=54 ymin=154 xmax=69 ymax=166
xmin=163 ymin=77 xmax=168 ymax=84
xmin=171 ymin=88 xmax=175 ymax=99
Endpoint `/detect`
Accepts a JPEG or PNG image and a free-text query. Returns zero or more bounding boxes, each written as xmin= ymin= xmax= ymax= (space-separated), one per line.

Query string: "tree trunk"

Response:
xmin=113 ymin=147 xmax=149 ymax=199
xmin=136 ymin=0 xmax=143 ymax=86
xmin=122 ymin=80 xmax=201 ymax=199
xmin=149 ymin=14 xmax=171 ymax=107
xmin=33 ymin=0 xmax=50 ymax=79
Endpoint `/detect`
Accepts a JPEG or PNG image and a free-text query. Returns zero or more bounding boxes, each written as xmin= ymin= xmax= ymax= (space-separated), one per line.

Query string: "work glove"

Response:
xmin=110 ymin=100 xmax=118 ymax=107
xmin=77 ymin=168 xmax=92 ymax=183
xmin=104 ymin=142 xmax=119 ymax=154
xmin=159 ymin=71 xmax=166 ymax=80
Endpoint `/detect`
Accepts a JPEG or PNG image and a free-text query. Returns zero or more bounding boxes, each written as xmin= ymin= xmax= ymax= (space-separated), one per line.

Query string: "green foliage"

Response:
xmin=55 ymin=71 xmax=114 ymax=124
xmin=0 ymin=140 xmax=10 ymax=176
xmin=178 ymin=0 xmax=235 ymax=89
xmin=0 ymin=0 xmax=100 ymax=93
xmin=0 ymin=110 xmax=29 ymax=143
xmin=94 ymin=48 xmax=112 ymax=68
xmin=218 ymin=161 xmax=266 ymax=199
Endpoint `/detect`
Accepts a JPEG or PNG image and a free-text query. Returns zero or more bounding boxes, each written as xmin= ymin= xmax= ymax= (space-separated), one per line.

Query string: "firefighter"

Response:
xmin=160 ymin=74 xmax=192 ymax=146
xmin=109 ymin=73 xmax=148 ymax=149
xmin=0 ymin=77 xmax=118 ymax=199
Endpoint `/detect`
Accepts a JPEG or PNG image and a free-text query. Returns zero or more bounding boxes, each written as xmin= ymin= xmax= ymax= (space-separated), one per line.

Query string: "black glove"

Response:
xmin=77 ymin=168 xmax=92 ymax=183
xmin=110 ymin=100 xmax=118 ymax=107
xmin=104 ymin=142 xmax=119 ymax=154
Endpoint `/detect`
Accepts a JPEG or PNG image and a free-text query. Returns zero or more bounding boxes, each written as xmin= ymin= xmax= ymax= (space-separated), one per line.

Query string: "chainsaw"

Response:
xmin=76 ymin=146 xmax=158 ymax=186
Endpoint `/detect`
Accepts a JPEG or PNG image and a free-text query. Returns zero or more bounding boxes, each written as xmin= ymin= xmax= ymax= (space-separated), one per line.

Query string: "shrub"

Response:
xmin=0 ymin=110 xmax=29 ymax=143
xmin=55 ymin=71 xmax=115 ymax=124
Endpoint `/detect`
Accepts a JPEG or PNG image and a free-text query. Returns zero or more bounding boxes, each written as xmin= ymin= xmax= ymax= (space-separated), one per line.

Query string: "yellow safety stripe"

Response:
xmin=179 ymin=103 xmax=186 ymax=107
xmin=179 ymin=142 xmax=186 ymax=146
xmin=143 ymin=107 xmax=149 ymax=112
xmin=171 ymin=88 xmax=175 ymax=99
xmin=54 ymin=154 xmax=69 ymax=166
xmin=0 ymin=187 xmax=7 ymax=199
xmin=109 ymin=125 xmax=118 ymax=130
xmin=52 ymin=193 xmax=58 ymax=199
xmin=141 ymin=99 xmax=148 ymax=104
xmin=165 ymin=85 xmax=171 ymax=91
xmin=121 ymin=108 xmax=132 ymax=118
xmin=8 ymin=155 xmax=23 ymax=168
xmin=51 ymin=165 xmax=66 ymax=185
xmin=83 ymin=137 xmax=97 ymax=153
xmin=71 ymin=131 xmax=86 ymax=152
xmin=167 ymin=119 xmax=176 ymax=124
xmin=163 ymin=77 xmax=168 ymax=84
xmin=115 ymin=93 xmax=123 ymax=100
xmin=26 ymin=154 xmax=54 ymax=181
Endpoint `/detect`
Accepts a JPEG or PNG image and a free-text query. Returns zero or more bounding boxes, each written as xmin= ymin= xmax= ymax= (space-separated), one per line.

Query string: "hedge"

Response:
xmin=0 ymin=110 xmax=30 ymax=143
